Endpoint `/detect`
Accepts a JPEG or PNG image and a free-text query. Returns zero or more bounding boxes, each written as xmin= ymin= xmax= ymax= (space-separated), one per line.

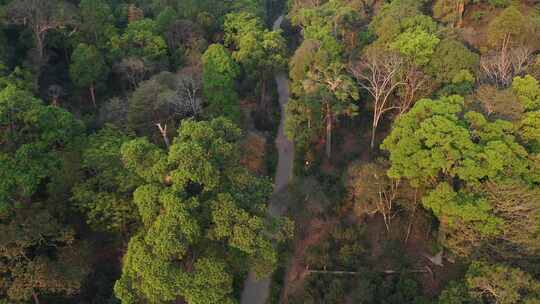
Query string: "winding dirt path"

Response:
xmin=240 ymin=15 xmax=294 ymax=304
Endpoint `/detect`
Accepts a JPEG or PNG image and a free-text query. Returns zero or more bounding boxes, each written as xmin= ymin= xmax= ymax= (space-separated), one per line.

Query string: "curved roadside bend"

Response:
xmin=240 ymin=14 xmax=294 ymax=304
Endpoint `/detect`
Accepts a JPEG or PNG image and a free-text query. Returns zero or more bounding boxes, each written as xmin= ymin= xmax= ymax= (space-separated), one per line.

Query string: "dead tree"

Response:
xmin=47 ymin=84 xmax=64 ymax=106
xmin=480 ymin=35 xmax=533 ymax=87
xmin=155 ymin=123 xmax=169 ymax=147
xmin=170 ymin=74 xmax=203 ymax=117
xmin=352 ymin=52 xmax=404 ymax=149
xmin=114 ymin=57 xmax=149 ymax=90
xmin=397 ymin=64 xmax=428 ymax=116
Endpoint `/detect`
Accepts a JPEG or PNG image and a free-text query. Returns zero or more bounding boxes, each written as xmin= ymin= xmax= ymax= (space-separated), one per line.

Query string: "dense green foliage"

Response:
xmin=1 ymin=0 xmax=540 ymax=303
xmin=114 ymin=118 xmax=290 ymax=303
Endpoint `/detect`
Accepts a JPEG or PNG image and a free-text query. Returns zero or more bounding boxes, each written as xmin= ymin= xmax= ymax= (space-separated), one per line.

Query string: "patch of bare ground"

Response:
xmin=353 ymin=211 xmax=464 ymax=298
xmin=280 ymin=217 xmax=338 ymax=303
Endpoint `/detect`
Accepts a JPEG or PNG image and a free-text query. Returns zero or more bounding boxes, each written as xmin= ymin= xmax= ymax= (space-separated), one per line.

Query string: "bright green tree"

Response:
xmin=369 ymin=0 xmax=430 ymax=44
xmin=114 ymin=118 xmax=291 ymax=303
xmin=224 ymin=12 xmax=287 ymax=104
xmin=422 ymin=183 xmax=503 ymax=256
xmin=291 ymin=0 xmax=361 ymax=57
xmin=72 ymin=126 xmax=141 ymax=234
xmin=512 ymin=75 xmax=540 ymax=151
xmin=382 ymin=95 xmax=535 ymax=256
xmin=426 ymin=38 xmax=479 ymax=85
xmin=382 ymin=95 xmax=530 ymax=187
xmin=201 ymin=44 xmax=241 ymax=122
xmin=110 ymin=19 xmax=168 ymax=65
xmin=0 ymin=85 xmax=84 ymax=214
xmin=440 ymin=262 xmax=540 ymax=304
xmin=381 ymin=95 xmax=474 ymax=186
xmin=390 ymin=28 xmax=440 ymax=67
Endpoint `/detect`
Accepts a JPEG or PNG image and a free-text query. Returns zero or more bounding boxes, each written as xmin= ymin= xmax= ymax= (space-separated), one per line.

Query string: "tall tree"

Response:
xmin=286 ymin=22 xmax=358 ymax=158
xmin=114 ymin=118 xmax=291 ymax=303
xmin=78 ymin=0 xmax=117 ymax=49
xmin=382 ymin=95 xmax=536 ymax=256
xmin=201 ymin=44 xmax=241 ymax=122
xmin=110 ymin=19 xmax=168 ymax=66
xmin=72 ymin=126 xmax=141 ymax=235
xmin=224 ymin=12 xmax=287 ymax=107
xmin=352 ymin=50 xmax=403 ymax=149
xmin=0 ymin=85 xmax=84 ymax=213
xmin=4 ymin=0 xmax=77 ymax=67
xmin=69 ymin=43 xmax=109 ymax=107
xmin=305 ymin=58 xmax=359 ymax=158
xmin=512 ymin=75 xmax=540 ymax=152
xmin=440 ymin=262 xmax=540 ymax=304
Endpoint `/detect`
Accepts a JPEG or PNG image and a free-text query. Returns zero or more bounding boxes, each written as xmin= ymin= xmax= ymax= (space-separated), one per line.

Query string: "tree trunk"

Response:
xmin=456 ymin=1 xmax=465 ymax=28
xmin=32 ymin=291 xmax=40 ymax=304
xmin=370 ymin=121 xmax=377 ymax=149
xmin=382 ymin=212 xmax=390 ymax=232
xmin=89 ymin=84 xmax=97 ymax=107
xmin=35 ymin=33 xmax=45 ymax=65
xmin=156 ymin=123 xmax=170 ymax=147
xmin=33 ymin=33 xmax=45 ymax=92
xmin=325 ymin=102 xmax=332 ymax=159
xmin=260 ymin=76 xmax=267 ymax=110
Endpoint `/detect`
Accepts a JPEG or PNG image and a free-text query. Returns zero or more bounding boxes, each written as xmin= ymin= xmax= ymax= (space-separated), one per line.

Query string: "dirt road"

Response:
xmin=240 ymin=14 xmax=294 ymax=304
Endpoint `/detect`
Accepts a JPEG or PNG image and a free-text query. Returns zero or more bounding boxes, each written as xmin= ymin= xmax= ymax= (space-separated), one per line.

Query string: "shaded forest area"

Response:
xmin=1 ymin=0 xmax=540 ymax=304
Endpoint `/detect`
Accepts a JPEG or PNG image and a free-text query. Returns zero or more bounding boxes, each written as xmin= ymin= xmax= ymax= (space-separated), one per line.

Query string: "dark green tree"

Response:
xmin=78 ymin=0 xmax=117 ymax=49
xmin=0 ymin=85 xmax=84 ymax=214
xmin=70 ymin=43 xmax=109 ymax=107
xmin=0 ymin=206 xmax=90 ymax=304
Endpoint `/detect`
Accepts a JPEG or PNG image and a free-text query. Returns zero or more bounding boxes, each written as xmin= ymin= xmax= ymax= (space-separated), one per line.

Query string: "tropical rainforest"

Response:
xmin=0 ymin=0 xmax=539 ymax=303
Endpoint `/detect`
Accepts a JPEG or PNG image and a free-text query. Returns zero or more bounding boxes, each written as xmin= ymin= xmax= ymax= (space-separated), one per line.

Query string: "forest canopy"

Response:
xmin=0 ymin=0 xmax=539 ymax=304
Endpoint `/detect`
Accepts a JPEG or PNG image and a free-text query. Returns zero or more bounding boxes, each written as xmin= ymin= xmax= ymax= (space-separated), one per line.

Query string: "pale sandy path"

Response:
xmin=240 ymin=14 xmax=294 ymax=304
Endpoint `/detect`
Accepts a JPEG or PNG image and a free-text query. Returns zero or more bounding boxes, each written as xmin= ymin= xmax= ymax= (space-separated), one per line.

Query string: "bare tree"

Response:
xmin=396 ymin=64 xmax=429 ymax=116
xmin=166 ymin=74 xmax=202 ymax=117
xmin=480 ymin=36 xmax=533 ymax=87
xmin=114 ymin=57 xmax=149 ymax=90
xmin=351 ymin=52 xmax=404 ymax=149
xmin=5 ymin=0 xmax=77 ymax=66
xmin=98 ymin=97 xmax=129 ymax=128
xmin=155 ymin=123 xmax=169 ymax=147
xmin=510 ymin=46 xmax=533 ymax=76
xmin=47 ymin=84 xmax=64 ymax=106
xmin=347 ymin=161 xmax=400 ymax=232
